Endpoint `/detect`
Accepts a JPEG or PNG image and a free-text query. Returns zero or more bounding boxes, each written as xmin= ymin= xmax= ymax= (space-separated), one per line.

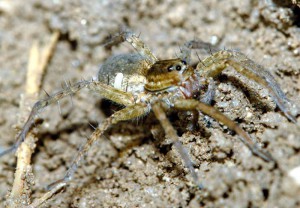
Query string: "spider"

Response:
xmin=0 ymin=29 xmax=297 ymax=194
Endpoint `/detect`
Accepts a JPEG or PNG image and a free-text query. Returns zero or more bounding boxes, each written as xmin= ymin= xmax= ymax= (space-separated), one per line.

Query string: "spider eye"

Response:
xmin=167 ymin=66 xmax=173 ymax=72
xmin=181 ymin=60 xmax=187 ymax=65
xmin=176 ymin=65 xmax=182 ymax=71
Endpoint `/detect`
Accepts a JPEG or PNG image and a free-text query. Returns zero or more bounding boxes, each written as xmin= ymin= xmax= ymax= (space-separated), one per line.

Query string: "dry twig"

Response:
xmin=7 ymin=31 xmax=60 ymax=208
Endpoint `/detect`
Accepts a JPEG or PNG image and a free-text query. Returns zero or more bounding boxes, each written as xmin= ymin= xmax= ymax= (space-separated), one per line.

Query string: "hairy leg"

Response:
xmin=48 ymin=103 xmax=150 ymax=189
xmin=104 ymin=28 xmax=158 ymax=65
xmin=152 ymin=102 xmax=202 ymax=188
xmin=197 ymin=49 xmax=297 ymax=122
xmin=173 ymin=99 xmax=275 ymax=162
xmin=88 ymin=81 xmax=135 ymax=106
xmin=200 ymin=78 xmax=216 ymax=105
xmin=0 ymin=80 xmax=135 ymax=157
xmin=179 ymin=40 xmax=220 ymax=64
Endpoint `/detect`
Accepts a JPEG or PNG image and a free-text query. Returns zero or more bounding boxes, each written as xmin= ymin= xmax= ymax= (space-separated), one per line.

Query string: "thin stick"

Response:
xmin=25 ymin=181 xmax=66 ymax=208
xmin=7 ymin=31 xmax=59 ymax=208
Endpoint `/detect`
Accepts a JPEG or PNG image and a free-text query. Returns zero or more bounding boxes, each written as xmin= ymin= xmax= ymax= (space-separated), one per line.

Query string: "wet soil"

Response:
xmin=0 ymin=0 xmax=300 ymax=207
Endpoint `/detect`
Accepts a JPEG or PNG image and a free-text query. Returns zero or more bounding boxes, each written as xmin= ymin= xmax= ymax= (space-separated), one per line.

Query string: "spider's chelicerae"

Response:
xmin=1 ymin=30 xmax=297 ymax=192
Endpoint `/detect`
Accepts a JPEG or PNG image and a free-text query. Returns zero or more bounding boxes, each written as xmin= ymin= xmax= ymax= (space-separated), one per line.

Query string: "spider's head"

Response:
xmin=145 ymin=58 xmax=193 ymax=92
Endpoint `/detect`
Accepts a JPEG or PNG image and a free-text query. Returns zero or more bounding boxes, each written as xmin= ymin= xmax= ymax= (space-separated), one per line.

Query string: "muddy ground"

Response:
xmin=0 ymin=0 xmax=300 ymax=207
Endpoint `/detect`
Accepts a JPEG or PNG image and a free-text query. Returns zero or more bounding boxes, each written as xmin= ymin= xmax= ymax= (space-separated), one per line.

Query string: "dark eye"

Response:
xmin=181 ymin=60 xmax=187 ymax=65
xmin=167 ymin=66 xmax=173 ymax=72
xmin=176 ymin=65 xmax=182 ymax=71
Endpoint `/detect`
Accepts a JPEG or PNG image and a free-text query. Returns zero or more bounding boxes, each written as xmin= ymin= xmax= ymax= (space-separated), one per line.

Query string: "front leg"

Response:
xmin=173 ymin=99 xmax=275 ymax=162
xmin=152 ymin=102 xmax=202 ymax=188
xmin=197 ymin=50 xmax=297 ymax=122
xmin=179 ymin=40 xmax=220 ymax=64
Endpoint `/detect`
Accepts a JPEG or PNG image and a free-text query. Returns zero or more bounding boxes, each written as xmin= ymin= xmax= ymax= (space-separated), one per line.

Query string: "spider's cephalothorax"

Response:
xmin=145 ymin=59 xmax=189 ymax=91
xmin=1 ymin=30 xmax=297 ymax=200
xmin=145 ymin=58 xmax=202 ymax=100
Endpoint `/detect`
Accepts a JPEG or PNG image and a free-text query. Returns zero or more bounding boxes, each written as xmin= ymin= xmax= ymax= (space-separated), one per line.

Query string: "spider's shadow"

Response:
xmin=217 ymin=73 xmax=276 ymax=115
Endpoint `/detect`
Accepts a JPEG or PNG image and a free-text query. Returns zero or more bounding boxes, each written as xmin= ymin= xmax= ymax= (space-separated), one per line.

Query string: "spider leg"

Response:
xmin=0 ymin=80 xmax=89 ymax=157
xmin=104 ymin=29 xmax=158 ymax=65
xmin=173 ymin=99 xmax=275 ymax=162
xmin=179 ymin=40 xmax=220 ymax=64
xmin=197 ymin=50 xmax=297 ymax=123
xmin=48 ymin=103 xmax=150 ymax=188
xmin=0 ymin=80 xmax=135 ymax=157
xmin=152 ymin=102 xmax=202 ymax=189
xmin=88 ymin=81 xmax=135 ymax=106
xmin=200 ymin=78 xmax=216 ymax=105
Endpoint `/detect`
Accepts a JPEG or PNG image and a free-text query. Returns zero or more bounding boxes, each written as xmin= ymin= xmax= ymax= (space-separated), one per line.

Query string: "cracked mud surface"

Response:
xmin=0 ymin=0 xmax=300 ymax=207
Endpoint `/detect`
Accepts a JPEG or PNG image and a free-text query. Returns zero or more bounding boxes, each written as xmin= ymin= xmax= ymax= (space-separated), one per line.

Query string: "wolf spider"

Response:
xmin=1 ymin=30 xmax=297 ymax=194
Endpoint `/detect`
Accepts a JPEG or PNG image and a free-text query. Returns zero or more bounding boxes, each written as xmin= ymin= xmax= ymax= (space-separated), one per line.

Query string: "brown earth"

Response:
xmin=0 ymin=0 xmax=300 ymax=207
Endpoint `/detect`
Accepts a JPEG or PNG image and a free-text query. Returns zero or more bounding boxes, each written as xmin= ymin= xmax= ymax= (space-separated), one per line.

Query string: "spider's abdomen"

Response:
xmin=98 ymin=53 xmax=148 ymax=94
